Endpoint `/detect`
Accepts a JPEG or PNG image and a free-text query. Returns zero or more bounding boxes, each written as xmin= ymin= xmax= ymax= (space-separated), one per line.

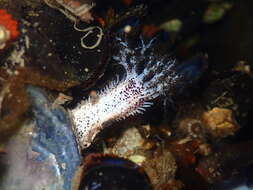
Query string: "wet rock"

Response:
xmin=169 ymin=139 xmax=200 ymax=167
xmin=198 ymin=143 xmax=212 ymax=157
xmin=110 ymin=127 xmax=145 ymax=158
xmin=202 ymin=73 xmax=253 ymax=126
xmin=202 ymin=107 xmax=240 ymax=138
xmin=142 ymin=150 xmax=181 ymax=190
xmin=196 ymin=141 xmax=253 ymax=184
xmin=103 ymin=125 xmax=181 ymax=189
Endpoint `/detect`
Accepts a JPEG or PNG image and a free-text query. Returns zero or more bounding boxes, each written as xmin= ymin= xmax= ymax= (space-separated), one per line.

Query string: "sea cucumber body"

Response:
xmin=70 ymin=37 xmax=205 ymax=149
xmin=71 ymin=74 xmax=154 ymax=149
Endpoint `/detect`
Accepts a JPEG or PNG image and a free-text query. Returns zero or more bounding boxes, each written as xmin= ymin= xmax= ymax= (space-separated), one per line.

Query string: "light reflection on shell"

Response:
xmin=44 ymin=0 xmax=95 ymax=22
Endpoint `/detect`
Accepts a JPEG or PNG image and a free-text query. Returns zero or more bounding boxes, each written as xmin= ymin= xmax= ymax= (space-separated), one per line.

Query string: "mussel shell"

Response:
xmin=27 ymin=86 xmax=82 ymax=190
xmin=0 ymin=86 xmax=82 ymax=190
xmin=18 ymin=2 xmax=109 ymax=86
xmin=79 ymin=154 xmax=153 ymax=190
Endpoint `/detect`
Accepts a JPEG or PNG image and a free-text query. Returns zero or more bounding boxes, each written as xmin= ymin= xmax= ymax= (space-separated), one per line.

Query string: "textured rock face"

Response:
xmin=202 ymin=107 xmax=239 ymax=138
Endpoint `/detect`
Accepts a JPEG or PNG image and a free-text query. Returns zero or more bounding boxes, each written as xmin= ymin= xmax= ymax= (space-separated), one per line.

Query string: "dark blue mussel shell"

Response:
xmin=175 ymin=55 xmax=207 ymax=83
xmin=78 ymin=154 xmax=153 ymax=190
xmin=27 ymin=86 xmax=82 ymax=190
xmin=168 ymin=55 xmax=208 ymax=95
xmin=0 ymin=86 xmax=82 ymax=190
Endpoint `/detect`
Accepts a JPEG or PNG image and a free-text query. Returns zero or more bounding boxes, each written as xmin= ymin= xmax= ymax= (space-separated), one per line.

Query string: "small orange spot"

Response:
xmin=96 ymin=17 xmax=106 ymax=27
xmin=63 ymin=0 xmax=71 ymax=3
xmin=122 ymin=0 xmax=133 ymax=6
xmin=0 ymin=9 xmax=19 ymax=40
xmin=188 ymin=154 xmax=196 ymax=164
xmin=142 ymin=25 xmax=161 ymax=37
xmin=67 ymin=1 xmax=81 ymax=9
xmin=89 ymin=90 xmax=97 ymax=98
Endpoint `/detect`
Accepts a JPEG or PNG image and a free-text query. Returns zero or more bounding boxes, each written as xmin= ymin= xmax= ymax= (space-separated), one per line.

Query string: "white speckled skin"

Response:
xmin=70 ymin=37 xmax=182 ymax=149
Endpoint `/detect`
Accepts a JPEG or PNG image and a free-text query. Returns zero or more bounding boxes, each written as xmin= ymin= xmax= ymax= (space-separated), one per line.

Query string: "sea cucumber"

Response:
xmin=70 ymin=37 xmax=206 ymax=149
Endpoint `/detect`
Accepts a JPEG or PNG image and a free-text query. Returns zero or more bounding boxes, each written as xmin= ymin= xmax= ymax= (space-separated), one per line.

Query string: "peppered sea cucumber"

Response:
xmin=69 ymin=38 xmax=207 ymax=149
xmin=70 ymin=37 xmax=205 ymax=149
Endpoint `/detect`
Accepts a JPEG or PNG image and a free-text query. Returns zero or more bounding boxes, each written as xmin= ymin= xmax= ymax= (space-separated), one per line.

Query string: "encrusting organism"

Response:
xmin=0 ymin=9 xmax=19 ymax=49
